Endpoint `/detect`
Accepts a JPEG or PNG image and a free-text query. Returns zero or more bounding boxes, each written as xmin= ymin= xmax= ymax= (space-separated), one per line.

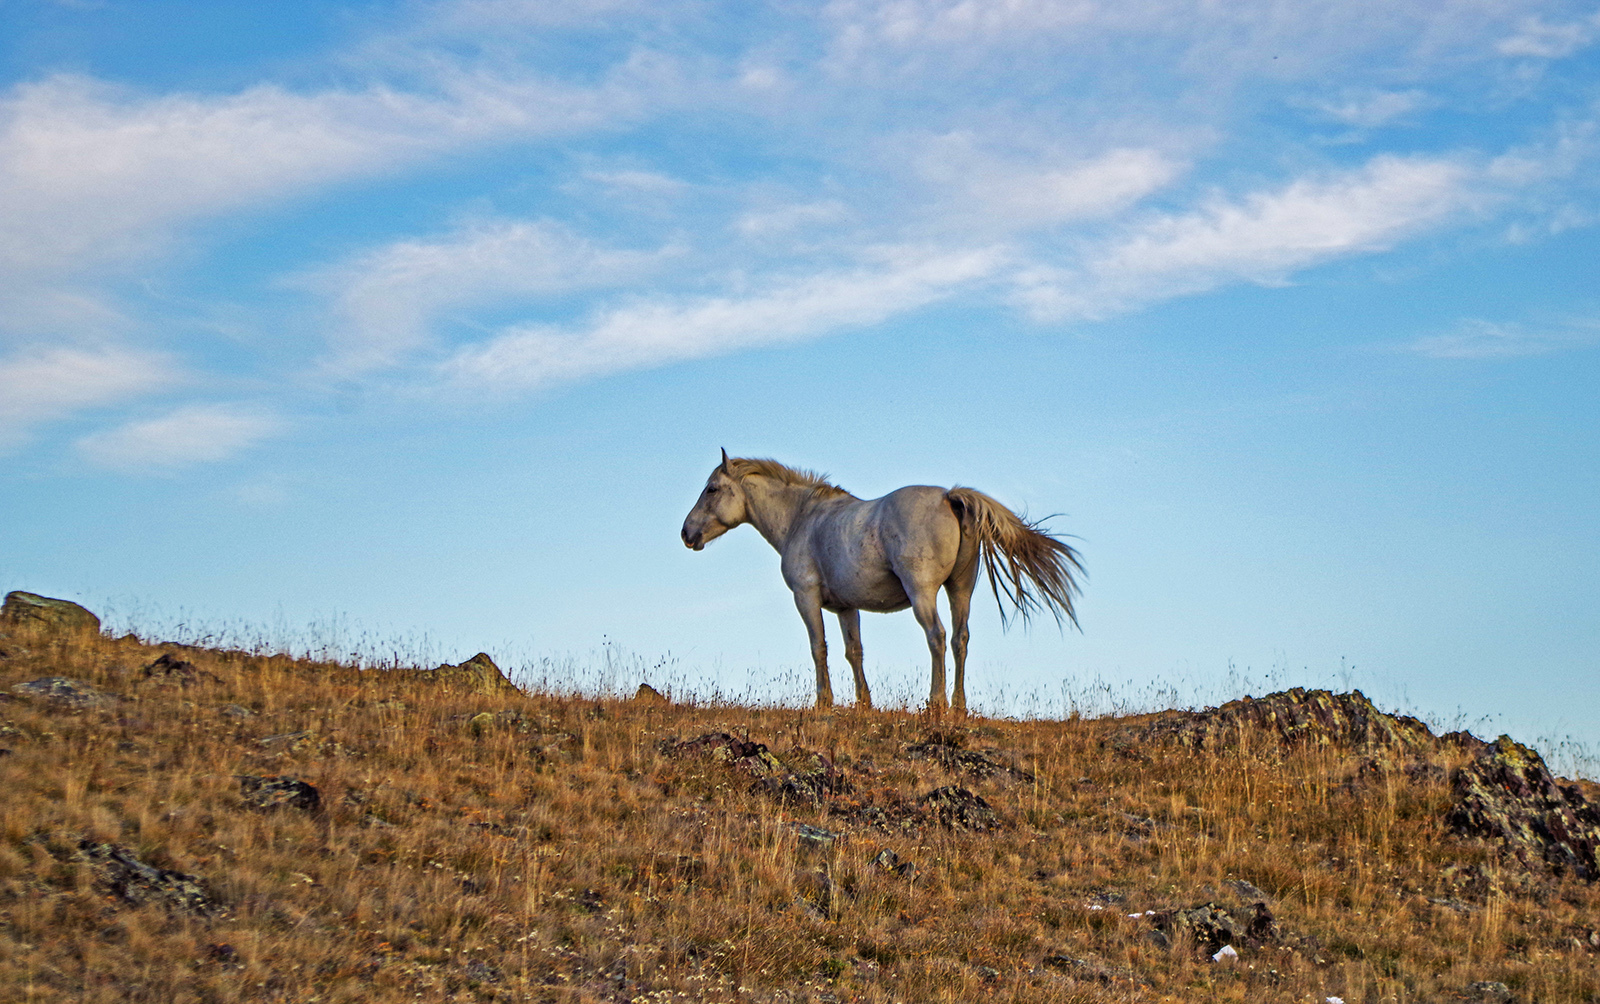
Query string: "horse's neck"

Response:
xmin=742 ymin=479 xmax=817 ymax=551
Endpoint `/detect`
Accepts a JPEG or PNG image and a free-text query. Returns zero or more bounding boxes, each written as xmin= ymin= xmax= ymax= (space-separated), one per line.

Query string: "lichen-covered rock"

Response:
xmin=1115 ymin=688 xmax=1437 ymax=755
xmin=12 ymin=677 xmax=116 ymax=710
xmin=77 ymin=840 xmax=215 ymax=915
xmin=917 ymin=785 xmax=998 ymax=830
xmin=1149 ymin=901 xmax=1276 ymax=954
xmin=425 ymin=652 xmax=520 ymax=696
xmin=1448 ymin=735 xmax=1600 ymax=880
xmin=902 ymin=735 xmax=1034 ymax=782
xmin=1 ymin=591 xmax=101 ymax=635
xmin=238 ymin=774 xmax=322 ymax=812
xmin=666 ymin=732 xmax=848 ymax=807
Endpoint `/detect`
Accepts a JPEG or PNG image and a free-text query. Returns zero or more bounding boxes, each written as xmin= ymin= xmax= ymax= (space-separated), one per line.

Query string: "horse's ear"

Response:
xmin=719 ymin=448 xmax=732 ymax=474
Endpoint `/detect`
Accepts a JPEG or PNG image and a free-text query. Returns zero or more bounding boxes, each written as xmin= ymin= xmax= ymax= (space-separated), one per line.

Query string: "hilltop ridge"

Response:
xmin=2 ymin=591 xmax=1598 ymax=1003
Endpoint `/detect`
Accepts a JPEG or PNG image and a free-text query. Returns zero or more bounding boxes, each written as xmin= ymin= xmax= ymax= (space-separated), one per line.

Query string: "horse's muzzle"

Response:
xmin=681 ymin=526 xmax=705 ymax=551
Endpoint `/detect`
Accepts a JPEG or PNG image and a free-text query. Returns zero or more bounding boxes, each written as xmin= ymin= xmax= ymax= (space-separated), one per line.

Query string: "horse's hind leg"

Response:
xmin=946 ymin=581 xmax=973 ymax=714
xmin=904 ymin=581 xmax=948 ymax=709
xmin=836 ymin=609 xmax=872 ymax=708
xmin=794 ymin=590 xmax=834 ymax=708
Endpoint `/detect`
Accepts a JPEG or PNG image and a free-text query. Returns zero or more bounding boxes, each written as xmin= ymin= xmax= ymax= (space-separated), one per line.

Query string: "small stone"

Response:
xmin=221 ymin=704 xmax=255 ymax=718
xmin=975 ymin=965 xmax=1000 ymax=982
xmin=1466 ymin=981 xmax=1513 ymax=1004
xmin=468 ymin=712 xmax=495 ymax=737
xmin=793 ymin=822 xmax=838 ymax=849
xmin=871 ymin=848 xmax=917 ymax=878
xmin=237 ymin=775 xmax=321 ymax=812
xmin=142 ymin=652 xmax=221 ymax=687
xmin=917 ymin=785 xmax=998 ymax=830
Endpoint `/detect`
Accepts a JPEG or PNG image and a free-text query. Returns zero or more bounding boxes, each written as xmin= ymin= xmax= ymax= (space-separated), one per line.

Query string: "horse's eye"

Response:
xmin=705 ymin=485 xmax=717 ymax=495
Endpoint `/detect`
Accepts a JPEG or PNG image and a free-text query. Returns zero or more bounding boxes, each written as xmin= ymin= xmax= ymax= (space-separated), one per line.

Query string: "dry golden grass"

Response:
xmin=1 ymin=628 xmax=1596 ymax=1003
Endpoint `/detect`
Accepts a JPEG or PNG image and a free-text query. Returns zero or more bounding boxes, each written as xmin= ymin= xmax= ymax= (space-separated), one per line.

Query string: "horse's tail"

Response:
xmin=946 ymin=487 xmax=1084 ymax=630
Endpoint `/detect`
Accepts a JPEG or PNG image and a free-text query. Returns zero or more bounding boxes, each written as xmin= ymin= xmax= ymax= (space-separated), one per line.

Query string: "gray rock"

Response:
xmin=1466 ymin=981 xmax=1513 ymax=1003
xmin=142 ymin=652 xmax=221 ymax=687
xmin=238 ymin=774 xmax=321 ymax=812
xmin=872 ymin=848 xmax=917 ymax=878
xmin=12 ymin=677 xmax=116 ymax=710
xmin=1 ymin=591 xmax=101 ymax=636
xmin=917 ymin=785 xmax=998 ymax=831
xmin=77 ymin=840 xmax=214 ymax=915
xmin=1449 ymin=735 xmax=1600 ymax=880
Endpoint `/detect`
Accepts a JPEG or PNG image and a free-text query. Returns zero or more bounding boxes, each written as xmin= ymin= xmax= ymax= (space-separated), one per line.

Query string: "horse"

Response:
xmin=680 ymin=451 xmax=1083 ymax=711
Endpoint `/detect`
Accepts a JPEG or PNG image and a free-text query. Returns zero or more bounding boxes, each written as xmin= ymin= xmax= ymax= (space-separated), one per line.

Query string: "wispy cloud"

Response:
xmin=1497 ymin=12 xmax=1600 ymax=59
xmin=1401 ymin=318 xmax=1593 ymax=359
xmin=1305 ymin=88 xmax=1429 ymax=128
xmin=442 ymin=245 xmax=1004 ymax=390
xmin=75 ymin=403 xmax=285 ymax=471
xmin=309 ymin=218 xmax=677 ymax=373
xmin=0 ymin=345 xmax=179 ymax=449
xmin=913 ymin=138 xmax=1184 ymax=228
xmin=0 ymin=61 xmax=650 ymax=286
xmin=1016 ymin=155 xmax=1477 ymax=319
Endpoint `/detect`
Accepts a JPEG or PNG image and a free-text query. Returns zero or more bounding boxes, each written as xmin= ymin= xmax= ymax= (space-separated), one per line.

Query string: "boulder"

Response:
xmin=12 ymin=677 xmax=116 ymax=710
xmin=142 ymin=652 xmax=221 ymax=687
xmin=1 ymin=591 xmax=101 ymax=636
xmin=427 ymin=653 xmax=520 ymax=696
xmin=1448 ymin=735 xmax=1600 ymax=880
xmin=902 ymin=734 xmax=1034 ymax=782
xmin=633 ymin=683 xmax=669 ymax=705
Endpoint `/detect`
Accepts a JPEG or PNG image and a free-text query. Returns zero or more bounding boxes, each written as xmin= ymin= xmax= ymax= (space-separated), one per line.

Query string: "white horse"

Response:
xmin=681 ymin=452 xmax=1083 ymax=711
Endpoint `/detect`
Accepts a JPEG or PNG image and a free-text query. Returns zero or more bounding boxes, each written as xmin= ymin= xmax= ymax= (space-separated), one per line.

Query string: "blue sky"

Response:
xmin=1 ymin=0 xmax=1597 ymax=753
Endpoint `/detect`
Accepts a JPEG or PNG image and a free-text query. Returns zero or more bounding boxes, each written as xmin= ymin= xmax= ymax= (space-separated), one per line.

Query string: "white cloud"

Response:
xmin=1306 ymin=89 xmax=1429 ymax=128
xmin=0 ymin=68 xmax=637 ymax=283
xmin=75 ymin=403 xmax=285 ymax=471
xmin=736 ymin=200 xmax=850 ymax=236
xmin=0 ymin=345 xmax=179 ymax=448
xmin=309 ymin=219 xmax=676 ymax=372
xmin=1401 ymin=318 xmax=1590 ymax=359
xmin=1497 ymin=13 xmax=1599 ymax=59
xmin=915 ymin=138 xmax=1184 ymax=226
xmin=1017 ymin=155 xmax=1477 ymax=319
xmin=442 ymin=245 xmax=1004 ymax=390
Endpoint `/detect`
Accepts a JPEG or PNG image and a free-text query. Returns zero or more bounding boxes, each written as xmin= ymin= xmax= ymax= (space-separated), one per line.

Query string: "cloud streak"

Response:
xmin=1016 ymin=154 xmax=1478 ymax=319
xmin=443 ymin=245 xmax=1004 ymax=390
xmin=75 ymin=403 xmax=286 ymax=471
xmin=0 ymin=345 xmax=179 ymax=449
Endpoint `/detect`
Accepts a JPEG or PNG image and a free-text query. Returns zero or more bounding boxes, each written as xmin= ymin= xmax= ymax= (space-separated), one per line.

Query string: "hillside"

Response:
xmin=2 ymin=590 xmax=1598 ymax=1004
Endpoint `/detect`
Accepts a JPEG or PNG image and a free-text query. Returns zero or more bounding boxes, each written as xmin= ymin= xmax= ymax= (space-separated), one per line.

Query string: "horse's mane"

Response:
xmin=727 ymin=457 xmax=852 ymax=499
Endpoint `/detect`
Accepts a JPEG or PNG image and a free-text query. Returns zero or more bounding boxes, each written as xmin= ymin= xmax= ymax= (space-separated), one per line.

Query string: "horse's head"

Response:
xmin=682 ymin=449 xmax=748 ymax=551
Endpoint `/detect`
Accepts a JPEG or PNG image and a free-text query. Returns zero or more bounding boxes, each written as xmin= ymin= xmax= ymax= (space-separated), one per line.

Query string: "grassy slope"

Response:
xmin=1 ymin=630 xmax=1597 ymax=1004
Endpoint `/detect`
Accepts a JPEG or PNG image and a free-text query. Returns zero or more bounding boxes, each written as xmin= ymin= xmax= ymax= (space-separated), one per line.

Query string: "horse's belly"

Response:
xmin=822 ymin=574 xmax=910 ymax=613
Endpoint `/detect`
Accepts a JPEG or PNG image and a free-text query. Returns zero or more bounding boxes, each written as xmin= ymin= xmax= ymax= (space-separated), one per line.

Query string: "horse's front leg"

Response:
xmin=793 ymin=590 xmax=834 ymax=708
xmin=836 ymin=609 xmax=871 ymax=709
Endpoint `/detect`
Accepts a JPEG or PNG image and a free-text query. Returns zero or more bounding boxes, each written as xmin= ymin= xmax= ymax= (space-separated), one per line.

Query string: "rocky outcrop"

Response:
xmin=1 ymin=591 xmax=101 ymax=636
xmin=77 ymin=840 xmax=215 ymax=915
xmin=633 ymin=683 xmax=669 ymax=705
xmin=11 ymin=677 xmax=116 ymax=710
xmin=902 ymin=735 xmax=1035 ymax=782
xmin=665 ymin=732 xmax=849 ymax=807
xmin=1113 ymin=688 xmax=1437 ymax=755
xmin=1448 ymin=735 xmax=1600 ymax=881
xmin=424 ymin=652 xmax=521 ymax=696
